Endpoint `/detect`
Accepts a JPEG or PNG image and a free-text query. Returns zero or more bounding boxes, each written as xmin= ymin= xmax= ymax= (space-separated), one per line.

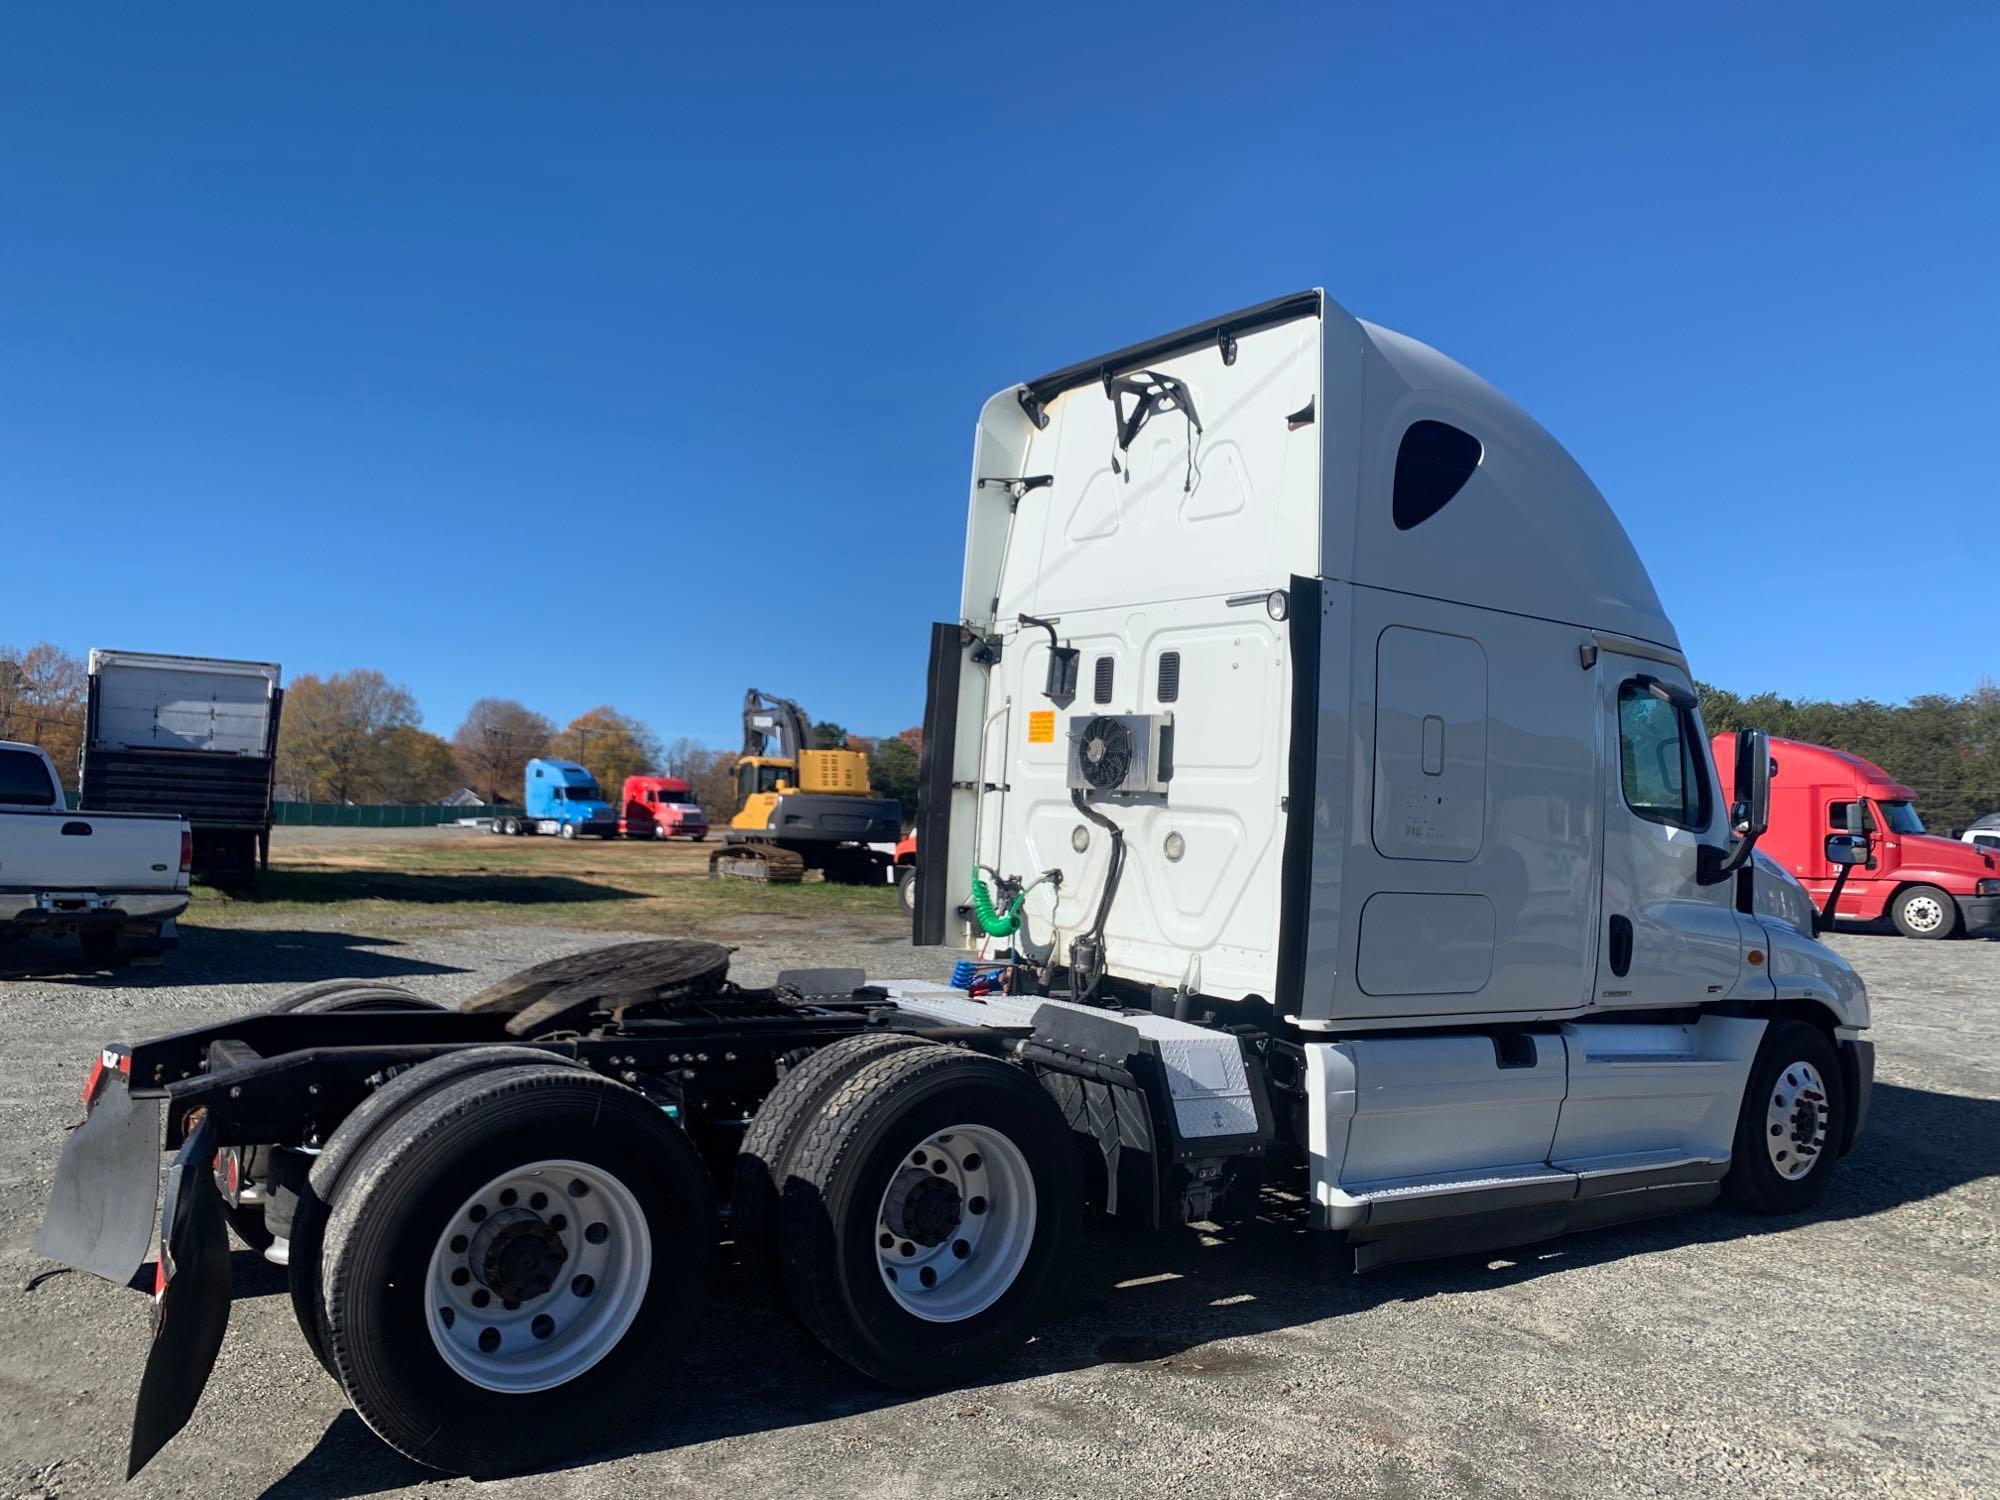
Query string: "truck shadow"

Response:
xmin=205 ymin=869 xmax=650 ymax=908
xmin=0 ymin=927 xmax=470 ymax=985
xmin=254 ymin=1078 xmax=1996 ymax=1498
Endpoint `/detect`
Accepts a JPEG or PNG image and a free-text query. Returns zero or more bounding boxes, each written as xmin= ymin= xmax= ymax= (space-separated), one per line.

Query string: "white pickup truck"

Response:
xmin=0 ymin=740 xmax=190 ymax=966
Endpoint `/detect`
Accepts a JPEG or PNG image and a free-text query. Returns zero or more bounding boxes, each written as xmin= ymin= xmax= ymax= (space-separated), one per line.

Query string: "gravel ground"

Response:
xmin=0 ymin=916 xmax=1994 ymax=1500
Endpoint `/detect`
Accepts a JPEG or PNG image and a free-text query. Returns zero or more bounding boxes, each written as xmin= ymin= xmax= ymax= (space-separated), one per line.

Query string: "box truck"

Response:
xmin=80 ymin=651 xmax=282 ymax=885
xmin=38 ymin=290 xmax=1872 ymax=1479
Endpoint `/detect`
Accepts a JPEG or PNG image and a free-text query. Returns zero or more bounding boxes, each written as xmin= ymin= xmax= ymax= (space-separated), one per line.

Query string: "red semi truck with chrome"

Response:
xmin=1714 ymin=734 xmax=2000 ymax=939
xmin=618 ymin=775 xmax=708 ymax=840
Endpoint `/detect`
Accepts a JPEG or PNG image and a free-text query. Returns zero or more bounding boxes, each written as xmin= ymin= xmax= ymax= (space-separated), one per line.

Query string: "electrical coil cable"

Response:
xmin=1066 ymin=787 xmax=1127 ymax=1004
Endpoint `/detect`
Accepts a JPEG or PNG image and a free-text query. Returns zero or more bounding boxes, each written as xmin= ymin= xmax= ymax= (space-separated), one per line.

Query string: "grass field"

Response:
xmin=185 ymin=827 xmax=901 ymax=937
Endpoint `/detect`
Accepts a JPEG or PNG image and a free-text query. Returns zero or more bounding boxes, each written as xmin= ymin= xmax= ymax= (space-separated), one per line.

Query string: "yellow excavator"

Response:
xmin=707 ymin=689 xmax=902 ymax=883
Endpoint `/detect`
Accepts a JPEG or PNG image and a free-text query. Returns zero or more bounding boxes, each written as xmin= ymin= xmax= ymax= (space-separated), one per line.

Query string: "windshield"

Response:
xmin=560 ymin=784 xmax=603 ymax=804
xmin=1878 ymin=799 xmax=1925 ymax=835
xmin=0 ymin=747 xmax=58 ymax=806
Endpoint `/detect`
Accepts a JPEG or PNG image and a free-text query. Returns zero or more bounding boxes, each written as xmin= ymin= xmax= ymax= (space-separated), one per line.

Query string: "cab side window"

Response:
xmin=1616 ymin=681 xmax=1711 ymax=830
xmin=1828 ymin=801 xmax=1877 ymax=833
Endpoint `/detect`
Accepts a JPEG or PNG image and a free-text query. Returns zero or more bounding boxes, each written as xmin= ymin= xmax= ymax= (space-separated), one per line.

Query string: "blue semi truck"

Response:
xmin=486 ymin=757 xmax=617 ymax=839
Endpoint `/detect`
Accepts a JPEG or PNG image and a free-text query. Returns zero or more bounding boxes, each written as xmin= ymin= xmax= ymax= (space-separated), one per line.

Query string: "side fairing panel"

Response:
xmin=1299 ymin=586 xmax=1602 ymax=1023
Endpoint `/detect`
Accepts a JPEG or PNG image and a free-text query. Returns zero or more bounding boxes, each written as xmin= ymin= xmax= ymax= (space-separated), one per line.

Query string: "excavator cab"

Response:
xmin=731 ymin=757 xmax=795 ymax=834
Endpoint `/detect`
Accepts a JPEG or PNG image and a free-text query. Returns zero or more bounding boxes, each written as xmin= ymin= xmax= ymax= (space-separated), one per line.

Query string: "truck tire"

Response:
xmin=731 ymin=1032 xmax=932 ymax=1295
xmin=268 ymin=979 xmax=444 ymax=1014
xmin=1721 ymin=1019 xmax=1846 ymax=1216
xmin=320 ymin=1065 xmax=715 ymax=1475
xmin=897 ymin=866 xmax=917 ymax=914
xmin=778 ymin=1044 xmax=1081 ymax=1390
xmin=1890 ymin=884 xmax=1959 ymax=940
xmin=213 ymin=985 xmax=449 ymax=1254
xmin=558 ymin=822 xmax=577 ymax=841
xmin=289 ymin=1047 xmax=580 ymax=1378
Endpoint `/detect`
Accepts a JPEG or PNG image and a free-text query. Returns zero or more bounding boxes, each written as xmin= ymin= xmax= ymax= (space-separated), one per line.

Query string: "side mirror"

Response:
xmin=1732 ymin=729 xmax=1771 ymax=839
xmin=1825 ymin=833 xmax=1871 ymax=867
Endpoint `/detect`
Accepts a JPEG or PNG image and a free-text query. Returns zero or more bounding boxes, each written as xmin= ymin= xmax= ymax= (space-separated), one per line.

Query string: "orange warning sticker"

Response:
xmin=1027 ymin=710 xmax=1056 ymax=744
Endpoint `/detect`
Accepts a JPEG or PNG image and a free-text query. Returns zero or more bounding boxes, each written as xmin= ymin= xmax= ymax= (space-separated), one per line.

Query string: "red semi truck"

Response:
xmin=1714 ymin=734 xmax=2000 ymax=939
xmin=617 ymin=775 xmax=709 ymax=840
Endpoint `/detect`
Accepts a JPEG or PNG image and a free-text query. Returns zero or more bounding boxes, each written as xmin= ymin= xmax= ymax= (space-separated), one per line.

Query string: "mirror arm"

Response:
xmin=1815 ymin=860 xmax=1857 ymax=937
xmin=1698 ymin=801 xmax=1762 ymax=886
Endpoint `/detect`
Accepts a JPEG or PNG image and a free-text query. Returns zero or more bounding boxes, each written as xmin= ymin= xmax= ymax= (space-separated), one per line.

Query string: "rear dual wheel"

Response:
xmin=312 ymin=1061 xmax=713 ymax=1474
xmin=750 ymin=1041 xmax=1081 ymax=1389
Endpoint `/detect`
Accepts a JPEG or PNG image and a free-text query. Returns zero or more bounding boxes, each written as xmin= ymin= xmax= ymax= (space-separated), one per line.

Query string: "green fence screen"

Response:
xmin=272 ymin=801 xmax=516 ymax=828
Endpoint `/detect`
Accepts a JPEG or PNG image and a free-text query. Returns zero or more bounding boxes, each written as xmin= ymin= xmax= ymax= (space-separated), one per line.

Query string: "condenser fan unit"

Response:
xmin=1076 ymin=715 xmax=1135 ymax=792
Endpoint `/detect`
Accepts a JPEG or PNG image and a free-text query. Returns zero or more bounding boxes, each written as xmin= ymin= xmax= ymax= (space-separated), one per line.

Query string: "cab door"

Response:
xmin=1595 ymin=653 xmax=1748 ymax=1007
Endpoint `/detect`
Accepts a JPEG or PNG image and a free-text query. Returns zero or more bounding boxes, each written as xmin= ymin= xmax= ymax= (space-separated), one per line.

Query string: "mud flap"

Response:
xmin=33 ymin=1077 xmax=163 ymax=1285
xmin=128 ymin=1113 xmax=232 ymax=1479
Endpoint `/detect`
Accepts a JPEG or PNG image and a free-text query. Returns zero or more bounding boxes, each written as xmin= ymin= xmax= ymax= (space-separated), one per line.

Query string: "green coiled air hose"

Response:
xmin=969 ymin=867 xmax=1027 ymax=937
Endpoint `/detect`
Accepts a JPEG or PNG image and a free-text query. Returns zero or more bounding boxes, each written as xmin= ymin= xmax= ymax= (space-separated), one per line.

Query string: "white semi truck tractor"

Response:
xmin=37 ymin=290 xmax=1871 ymax=1480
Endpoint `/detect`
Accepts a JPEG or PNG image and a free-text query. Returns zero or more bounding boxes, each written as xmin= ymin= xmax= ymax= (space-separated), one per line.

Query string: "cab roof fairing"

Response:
xmin=959 ymin=289 xmax=1679 ymax=655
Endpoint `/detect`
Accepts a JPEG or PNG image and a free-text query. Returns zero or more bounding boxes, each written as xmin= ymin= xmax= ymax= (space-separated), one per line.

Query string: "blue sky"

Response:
xmin=3 ymin=4 xmax=1994 ymax=749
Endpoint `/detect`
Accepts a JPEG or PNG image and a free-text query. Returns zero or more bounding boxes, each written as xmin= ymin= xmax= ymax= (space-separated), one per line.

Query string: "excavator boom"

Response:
xmin=740 ymin=689 xmax=813 ymax=762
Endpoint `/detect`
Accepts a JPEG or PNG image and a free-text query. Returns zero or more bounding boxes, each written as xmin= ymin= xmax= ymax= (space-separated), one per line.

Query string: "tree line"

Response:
xmin=1699 ymin=678 xmax=2000 ymax=836
xmin=0 ymin=643 xmax=925 ymax=825
xmin=6 ymin=641 xmax=1993 ymax=832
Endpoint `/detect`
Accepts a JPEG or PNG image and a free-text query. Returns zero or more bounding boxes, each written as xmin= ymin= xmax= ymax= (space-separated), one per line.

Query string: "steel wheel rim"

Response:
xmin=424 ymin=1157 xmax=651 ymax=1392
xmin=1764 ymin=1061 xmax=1830 ymax=1180
xmin=875 ymin=1122 xmax=1035 ymax=1323
xmin=1903 ymin=894 xmax=1945 ymax=933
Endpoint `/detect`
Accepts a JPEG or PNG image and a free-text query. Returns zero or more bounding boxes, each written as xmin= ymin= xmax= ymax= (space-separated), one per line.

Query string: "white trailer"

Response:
xmin=37 ymin=291 xmax=1872 ymax=1480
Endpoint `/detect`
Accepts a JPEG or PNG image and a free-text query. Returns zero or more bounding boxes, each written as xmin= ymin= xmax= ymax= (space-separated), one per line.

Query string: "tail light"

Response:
xmin=179 ymin=829 xmax=193 ymax=873
xmin=81 ymin=1045 xmax=132 ymax=1104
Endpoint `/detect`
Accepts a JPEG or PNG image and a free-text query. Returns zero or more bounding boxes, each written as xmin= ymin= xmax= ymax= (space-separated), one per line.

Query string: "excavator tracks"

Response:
xmin=708 ymin=841 xmax=808 ymax=883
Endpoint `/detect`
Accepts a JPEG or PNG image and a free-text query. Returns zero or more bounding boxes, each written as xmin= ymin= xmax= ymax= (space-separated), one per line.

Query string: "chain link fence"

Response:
xmin=271 ymin=801 xmax=516 ymax=828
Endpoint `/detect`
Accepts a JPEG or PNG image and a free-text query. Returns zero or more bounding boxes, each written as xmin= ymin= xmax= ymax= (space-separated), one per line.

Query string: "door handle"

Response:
xmin=1608 ymin=914 xmax=1634 ymax=977
xmin=60 ymin=821 xmax=93 ymax=837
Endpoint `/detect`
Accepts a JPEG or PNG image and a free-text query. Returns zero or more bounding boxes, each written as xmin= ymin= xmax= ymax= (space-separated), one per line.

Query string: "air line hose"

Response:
xmin=969 ymin=868 xmax=1027 ymax=937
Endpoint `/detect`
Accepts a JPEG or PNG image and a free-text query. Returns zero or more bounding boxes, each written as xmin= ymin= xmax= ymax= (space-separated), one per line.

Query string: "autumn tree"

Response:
xmin=0 ymin=642 xmax=87 ymax=791
xmin=1699 ymin=679 xmax=2000 ymax=834
xmin=278 ymin=669 xmax=420 ymax=803
xmin=451 ymin=698 xmax=552 ymax=803
xmin=869 ymin=731 xmax=922 ymax=829
xmin=367 ymin=726 xmax=460 ymax=803
xmin=549 ymin=707 xmax=661 ymax=798
xmin=664 ymin=736 xmax=741 ymax=820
